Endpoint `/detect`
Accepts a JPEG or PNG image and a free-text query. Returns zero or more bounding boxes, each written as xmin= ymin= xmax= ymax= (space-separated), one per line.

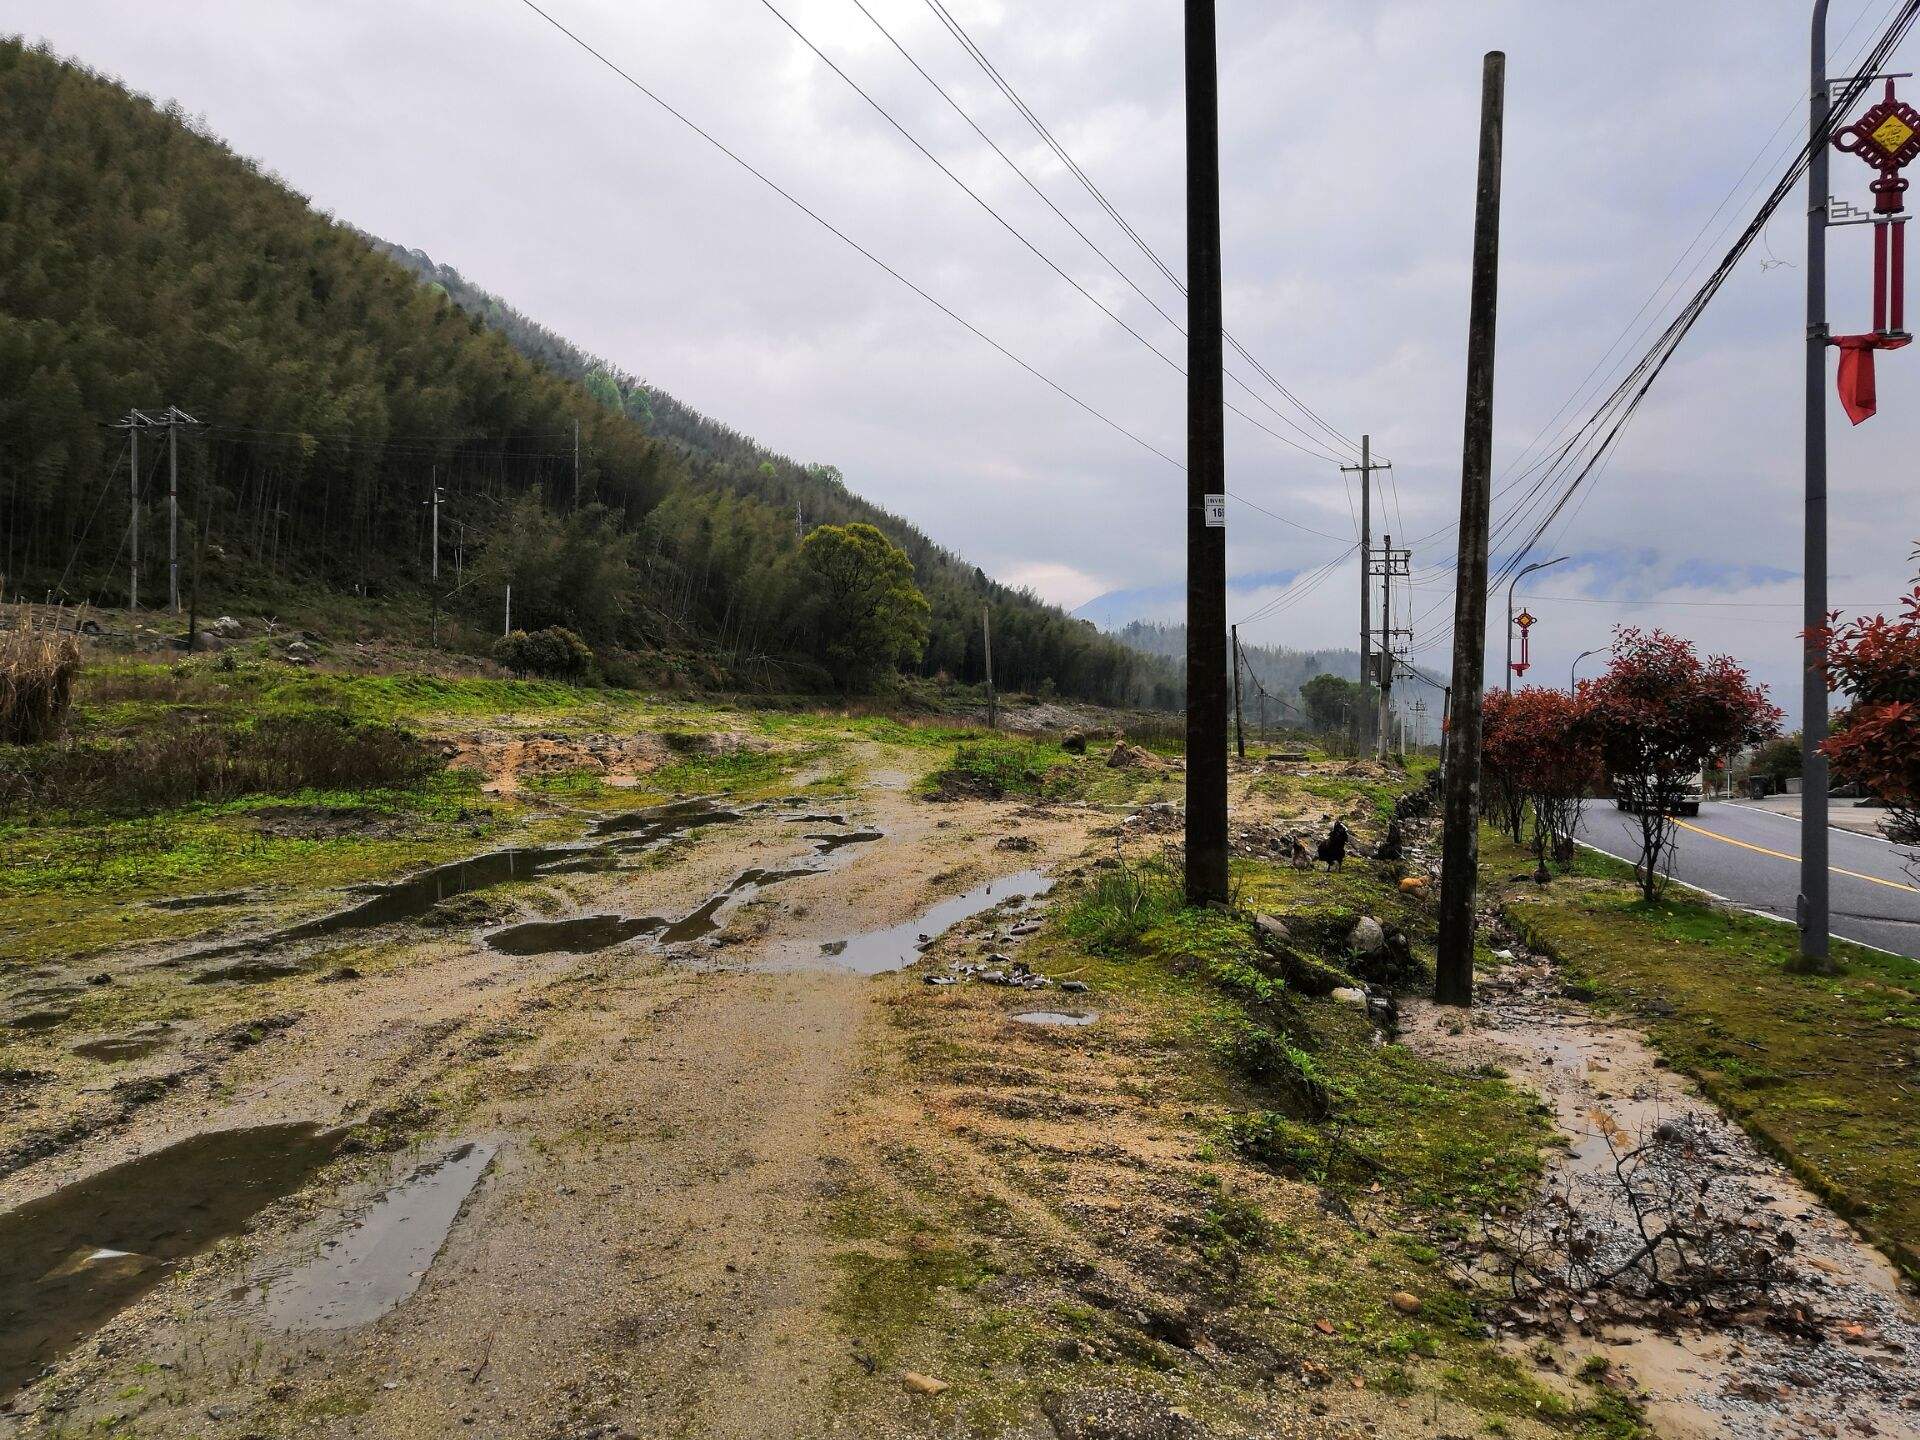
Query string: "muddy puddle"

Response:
xmin=808 ymin=869 xmax=1055 ymax=975
xmin=71 ymin=1026 xmax=175 ymax=1063
xmin=483 ymin=826 xmax=887 ymax=957
xmin=485 ymin=914 xmax=666 ymax=956
xmin=0 ymin=1122 xmax=346 ymax=1402
xmin=249 ymin=1138 xmax=497 ymax=1332
xmin=1402 ymin=952 xmax=1920 ymax=1439
xmin=1012 ymin=1010 xmax=1096 ymax=1027
xmin=184 ymin=801 xmax=753 ymax=973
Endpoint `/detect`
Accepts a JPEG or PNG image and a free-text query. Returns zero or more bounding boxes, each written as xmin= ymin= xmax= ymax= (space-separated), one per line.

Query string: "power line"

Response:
xmin=513 ymin=0 xmax=1181 ymax=470
xmin=839 ymin=0 xmax=1354 ymax=466
xmin=917 ymin=0 xmax=1365 ymax=464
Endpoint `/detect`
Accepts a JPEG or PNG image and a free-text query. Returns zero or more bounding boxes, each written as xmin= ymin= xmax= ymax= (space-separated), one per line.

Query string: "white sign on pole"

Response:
xmin=1203 ymin=494 xmax=1226 ymax=528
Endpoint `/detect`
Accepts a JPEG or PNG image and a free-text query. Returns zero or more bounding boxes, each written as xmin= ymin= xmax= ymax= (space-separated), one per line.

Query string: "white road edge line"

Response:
xmin=1569 ymin=837 xmax=1911 ymax=964
xmin=1720 ymin=799 xmax=1899 ymax=847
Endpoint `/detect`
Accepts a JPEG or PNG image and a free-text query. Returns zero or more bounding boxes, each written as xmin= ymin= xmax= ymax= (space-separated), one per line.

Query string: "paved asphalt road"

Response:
xmin=1575 ymin=800 xmax=1920 ymax=960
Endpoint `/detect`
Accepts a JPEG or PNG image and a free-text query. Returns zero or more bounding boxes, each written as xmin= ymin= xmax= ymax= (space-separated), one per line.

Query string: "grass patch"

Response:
xmin=1488 ymin=828 xmax=1920 ymax=1278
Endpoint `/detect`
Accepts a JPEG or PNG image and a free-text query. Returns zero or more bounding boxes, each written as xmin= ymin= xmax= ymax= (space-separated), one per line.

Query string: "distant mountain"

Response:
xmin=1107 ymin=620 xmax=1359 ymax=717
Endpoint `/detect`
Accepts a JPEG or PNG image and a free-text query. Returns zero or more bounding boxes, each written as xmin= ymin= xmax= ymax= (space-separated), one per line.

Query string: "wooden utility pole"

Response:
xmin=1231 ymin=624 xmax=1246 ymax=759
xmin=1436 ymin=51 xmax=1507 ymax=1008
xmin=1184 ymin=0 xmax=1230 ymax=905
xmin=983 ymin=604 xmax=997 ymax=729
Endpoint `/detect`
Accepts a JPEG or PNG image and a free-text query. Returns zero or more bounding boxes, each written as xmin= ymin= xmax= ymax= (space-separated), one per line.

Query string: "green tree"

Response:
xmin=1300 ymin=672 xmax=1361 ymax=734
xmin=800 ymin=523 xmax=929 ymax=690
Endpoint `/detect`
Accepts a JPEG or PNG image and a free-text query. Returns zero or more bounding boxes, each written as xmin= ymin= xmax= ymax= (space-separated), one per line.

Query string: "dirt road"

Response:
xmin=0 ymin=742 xmax=1098 ymax=1438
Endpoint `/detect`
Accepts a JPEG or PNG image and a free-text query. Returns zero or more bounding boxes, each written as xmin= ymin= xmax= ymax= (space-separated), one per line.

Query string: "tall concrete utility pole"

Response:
xmin=1378 ymin=534 xmax=1395 ymax=760
xmin=1800 ymin=0 xmax=1835 ymax=972
xmin=1436 ymin=51 xmax=1507 ymax=1009
xmin=1183 ymin=0 xmax=1230 ymax=906
xmin=1344 ymin=438 xmax=1392 ymax=752
xmin=573 ymin=419 xmax=582 ymax=510
xmin=1343 ymin=437 xmax=1376 ymax=752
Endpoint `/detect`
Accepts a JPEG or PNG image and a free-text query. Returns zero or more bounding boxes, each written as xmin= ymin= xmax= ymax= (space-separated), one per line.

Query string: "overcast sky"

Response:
xmin=16 ymin=0 xmax=1920 ymax=725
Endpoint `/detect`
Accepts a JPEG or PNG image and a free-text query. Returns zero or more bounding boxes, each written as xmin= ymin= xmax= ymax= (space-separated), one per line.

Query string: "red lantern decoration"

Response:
xmin=1512 ymin=609 xmax=1536 ymax=678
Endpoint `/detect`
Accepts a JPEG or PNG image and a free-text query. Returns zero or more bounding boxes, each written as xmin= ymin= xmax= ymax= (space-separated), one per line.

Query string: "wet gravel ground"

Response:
xmin=1405 ymin=944 xmax=1920 ymax=1440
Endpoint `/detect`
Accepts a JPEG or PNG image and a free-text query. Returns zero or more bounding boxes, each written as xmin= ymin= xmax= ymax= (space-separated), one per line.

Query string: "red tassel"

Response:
xmin=1832 ymin=332 xmax=1912 ymax=424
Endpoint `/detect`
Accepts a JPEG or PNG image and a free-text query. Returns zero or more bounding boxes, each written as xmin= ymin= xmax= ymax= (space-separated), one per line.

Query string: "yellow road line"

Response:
xmin=1673 ymin=819 xmax=1920 ymax=894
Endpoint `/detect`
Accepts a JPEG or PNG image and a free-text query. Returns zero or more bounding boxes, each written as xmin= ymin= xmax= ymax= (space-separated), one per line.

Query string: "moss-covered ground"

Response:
xmin=838 ymin=764 xmax=1645 ymax=1437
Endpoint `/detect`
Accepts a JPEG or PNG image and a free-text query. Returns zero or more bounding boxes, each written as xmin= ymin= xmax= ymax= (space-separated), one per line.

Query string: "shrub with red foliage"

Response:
xmin=1820 ymin=572 xmax=1920 ymax=862
xmin=1584 ymin=628 xmax=1781 ymax=901
xmin=1481 ymin=687 xmax=1604 ymax=869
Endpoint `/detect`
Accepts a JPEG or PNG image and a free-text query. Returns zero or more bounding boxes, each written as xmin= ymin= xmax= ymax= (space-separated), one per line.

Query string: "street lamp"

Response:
xmin=1506 ymin=555 xmax=1569 ymax=691
xmin=1570 ymin=647 xmax=1602 ymax=693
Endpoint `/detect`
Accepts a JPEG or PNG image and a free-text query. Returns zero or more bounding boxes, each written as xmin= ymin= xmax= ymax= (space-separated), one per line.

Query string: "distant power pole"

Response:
xmin=573 ymin=419 xmax=581 ymax=510
xmin=1800 ymin=1 xmax=1834 ymax=972
xmin=1184 ymin=0 xmax=1230 ymax=906
xmin=1436 ymin=51 xmax=1507 ymax=1009
xmin=1231 ymin=624 xmax=1246 ymax=759
xmin=983 ymin=604 xmax=997 ymax=729
xmin=1342 ymin=436 xmax=1388 ymax=751
xmin=1378 ymin=534 xmax=1395 ymax=760
xmin=113 ymin=409 xmax=156 ymax=610
xmin=426 ymin=471 xmax=445 ymax=581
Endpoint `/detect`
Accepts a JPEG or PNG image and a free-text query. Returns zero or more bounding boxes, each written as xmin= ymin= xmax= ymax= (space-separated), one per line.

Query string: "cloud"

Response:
xmin=15 ymin=0 xmax=1920 ymax=723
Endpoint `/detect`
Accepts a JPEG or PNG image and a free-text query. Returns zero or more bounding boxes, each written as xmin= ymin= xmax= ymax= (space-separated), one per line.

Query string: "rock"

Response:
xmin=924 ymin=975 xmax=957 ymax=987
xmin=1060 ymin=980 xmax=1090 ymax=994
xmin=1106 ymin=742 xmax=1152 ymax=769
xmin=1255 ymin=913 xmax=1291 ymax=944
xmin=1390 ymin=1290 xmax=1422 ymax=1314
xmin=88 ymin=972 xmax=112 ymax=986
xmin=1348 ymin=916 xmax=1386 ymax=956
xmin=208 ymin=615 xmax=241 ymax=635
xmin=1330 ymin=987 xmax=1368 ymax=1007
xmin=902 ymin=1371 xmax=949 ymax=1396
xmin=1061 ymin=730 xmax=1089 ymax=755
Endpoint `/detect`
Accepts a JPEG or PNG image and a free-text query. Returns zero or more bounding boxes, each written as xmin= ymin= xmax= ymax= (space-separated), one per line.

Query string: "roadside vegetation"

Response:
xmin=847 ymin=765 xmax=1646 ymax=1437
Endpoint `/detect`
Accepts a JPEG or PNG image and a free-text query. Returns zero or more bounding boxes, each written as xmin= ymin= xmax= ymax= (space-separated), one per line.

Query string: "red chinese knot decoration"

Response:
xmin=1830 ymin=79 xmax=1920 ymax=423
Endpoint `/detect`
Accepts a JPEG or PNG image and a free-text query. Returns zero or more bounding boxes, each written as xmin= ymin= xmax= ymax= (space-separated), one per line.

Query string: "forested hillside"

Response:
xmin=0 ymin=37 xmax=1167 ymax=704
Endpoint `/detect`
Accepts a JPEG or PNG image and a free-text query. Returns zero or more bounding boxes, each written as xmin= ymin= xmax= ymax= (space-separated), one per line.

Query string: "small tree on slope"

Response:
xmin=1584 ymin=628 xmax=1781 ymax=902
xmin=1820 ymin=556 xmax=1920 ymax=874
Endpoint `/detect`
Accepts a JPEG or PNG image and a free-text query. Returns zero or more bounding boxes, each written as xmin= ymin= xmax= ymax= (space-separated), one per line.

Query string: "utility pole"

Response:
xmin=573 ymin=419 xmax=581 ymax=510
xmin=113 ymin=409 xmax=155 ymax=610
xmin=426 ymin=470 xmax=445 ymax=581
xmin=1184 ymin=0 xmax=1230 ymax=906
xmin=504 ymin=585 xmax=512 ymax=636
xmin=1436 ymin=51 xmax=1507 ymax=1009
xmin=1342 ymin=436 xmax=1385 ymax=752
xmin=166 ymin=412 xmax=180 ymax=612
xmin=1231 ymin=624 xmax=1246 ymax=759
xmin=1378 ymin=534 xmax=1395 ymax=760
xmin=1800 ymin=0 xmax=1834 ymax=973
xmin=983 ymin=604 xmax=996 ymax=729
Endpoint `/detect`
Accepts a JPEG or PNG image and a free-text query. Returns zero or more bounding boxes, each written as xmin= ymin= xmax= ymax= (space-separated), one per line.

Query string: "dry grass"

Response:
xmin=0 ymin=613 xmax=82 ymax=744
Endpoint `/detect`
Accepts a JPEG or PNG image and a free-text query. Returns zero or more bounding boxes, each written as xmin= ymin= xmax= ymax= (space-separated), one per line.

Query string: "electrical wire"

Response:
xmin=841 ymin=0 xmax=1355 ymax=467
xmin=513 ymin=0 xmax=1183 ymax=470
xmin=917 ymin=0 xmax=1366 ymax=464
